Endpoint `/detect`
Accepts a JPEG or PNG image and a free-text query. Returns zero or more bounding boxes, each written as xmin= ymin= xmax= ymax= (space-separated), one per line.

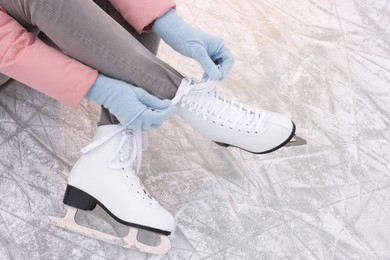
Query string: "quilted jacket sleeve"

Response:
xmin=109 ymin=0 xmax=176 ymax=33
xmin=0 ymin=6 xmax=98 ymax=109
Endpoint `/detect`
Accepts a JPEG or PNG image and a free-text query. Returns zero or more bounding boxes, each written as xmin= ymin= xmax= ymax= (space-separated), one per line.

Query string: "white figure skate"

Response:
xmin=171 ymin=78 xmax=306 ymax=153
xmin=49 ymin=125 xmax=174 ymax=254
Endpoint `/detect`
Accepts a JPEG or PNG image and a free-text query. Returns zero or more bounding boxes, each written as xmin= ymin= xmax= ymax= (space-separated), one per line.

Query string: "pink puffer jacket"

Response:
xmin=0 ymin=0 xmax=175 ymax=108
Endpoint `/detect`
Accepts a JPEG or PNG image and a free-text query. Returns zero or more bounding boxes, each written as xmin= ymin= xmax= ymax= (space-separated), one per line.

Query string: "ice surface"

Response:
xmin=0 ymin=0 xmax=389 ymax=259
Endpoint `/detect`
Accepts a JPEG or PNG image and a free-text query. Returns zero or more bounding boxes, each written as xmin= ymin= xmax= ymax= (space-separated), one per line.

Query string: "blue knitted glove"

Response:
xmin=85 ymin=74 xmax=176 ymax=131
xmin=153 ymin=9 xmax=234 ymax=81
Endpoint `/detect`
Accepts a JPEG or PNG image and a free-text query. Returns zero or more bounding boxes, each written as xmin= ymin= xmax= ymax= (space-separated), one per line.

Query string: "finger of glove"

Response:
xmin=142 ymin=123 xmax=161 ymax=131
xmin=141 ymin=121 xmax=152 ymax=131
xmin=134 ymin=119 xmax=159 ymax=132
xmin=120 ymin=104 xmax=147 ymax=130
xmin=191 ymin=45 xmax=223 ymax=81
xmin=134 ymin=87 xmax=172 ymax=109
xmin=211 ymin=46 xmax=235 ymax=80
xmin=140 ymin=106 xmax=176 ymax=126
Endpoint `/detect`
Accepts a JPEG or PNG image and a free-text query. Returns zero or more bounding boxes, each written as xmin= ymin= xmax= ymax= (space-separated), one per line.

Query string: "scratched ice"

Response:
xmin=0 ymin=0 xmax=389 ymax=259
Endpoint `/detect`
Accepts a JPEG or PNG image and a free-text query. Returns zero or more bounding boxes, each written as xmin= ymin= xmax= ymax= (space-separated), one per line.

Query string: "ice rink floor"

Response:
xmin=1 ymin=0 xmax=389 ymax=259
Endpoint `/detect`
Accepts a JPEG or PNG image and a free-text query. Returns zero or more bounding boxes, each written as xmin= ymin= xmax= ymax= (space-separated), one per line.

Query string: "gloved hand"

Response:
xmin=85 ymin=74 xmax=176 ymax=131
xmin=153 ymin=9 xmax=234 ymax=81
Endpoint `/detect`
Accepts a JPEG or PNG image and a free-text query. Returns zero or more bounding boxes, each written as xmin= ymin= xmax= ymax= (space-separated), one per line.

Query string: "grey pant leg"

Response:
xmin=0 ymin=0 xmax=183 ymax=99
xmin=92 ymin=0 xmax=161 ymax=55
xmin=92 ymin=0 xmax=164 ymax=126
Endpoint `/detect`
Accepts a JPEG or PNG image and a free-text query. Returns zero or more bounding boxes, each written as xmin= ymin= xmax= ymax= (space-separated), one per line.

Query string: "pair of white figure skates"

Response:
xmin=50 ymin=78 xmax=306 ymax=254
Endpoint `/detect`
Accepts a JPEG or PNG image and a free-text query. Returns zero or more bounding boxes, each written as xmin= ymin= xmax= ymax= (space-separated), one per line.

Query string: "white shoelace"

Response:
xmin=81 ymin=125 xmax=156 ymax=204
xmin=172 ymin=78 xmax=267 ymax=133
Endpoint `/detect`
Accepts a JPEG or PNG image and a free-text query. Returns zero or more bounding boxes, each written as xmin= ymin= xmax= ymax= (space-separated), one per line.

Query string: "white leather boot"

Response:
xmin=63 ymin=124 xmax=175 ymax=235
xmin=172 ymin=78 xmax=295 ymax=154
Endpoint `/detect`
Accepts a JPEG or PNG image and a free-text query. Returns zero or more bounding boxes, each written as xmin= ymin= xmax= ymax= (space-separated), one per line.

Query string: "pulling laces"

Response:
xmin=81 ymin=125 xmax=147 ymax=175
xmin=81 ymin=125 xmax=155 ymax=204
xmin=172 ymin=78 xmax=267 ymax=133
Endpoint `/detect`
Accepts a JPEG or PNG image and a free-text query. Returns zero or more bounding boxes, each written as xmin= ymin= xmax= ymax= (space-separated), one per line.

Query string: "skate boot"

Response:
xmin=171 ymin=78 xmax=305 ymax=153
xmin=50 ymin=125 xmax=174 ymax=254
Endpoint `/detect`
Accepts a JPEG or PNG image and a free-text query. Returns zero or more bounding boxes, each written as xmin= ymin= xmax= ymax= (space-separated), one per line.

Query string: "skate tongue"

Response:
xmin=108 ymin=130 xmax=145 ymax=174
xmin=171 ymin=77 xmax=216 ymax=106
xmin=80 ymin=125 xmax=147 ymax=174
xmin=81 ymin=125 xmax=125 ymax=154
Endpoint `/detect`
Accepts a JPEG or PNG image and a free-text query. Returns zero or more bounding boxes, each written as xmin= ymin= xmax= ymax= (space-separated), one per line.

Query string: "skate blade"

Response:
xmin=285 ymin=135 xmax=307 ymax=147
xmin=48 ymin=206 xmax=171 ymax=255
